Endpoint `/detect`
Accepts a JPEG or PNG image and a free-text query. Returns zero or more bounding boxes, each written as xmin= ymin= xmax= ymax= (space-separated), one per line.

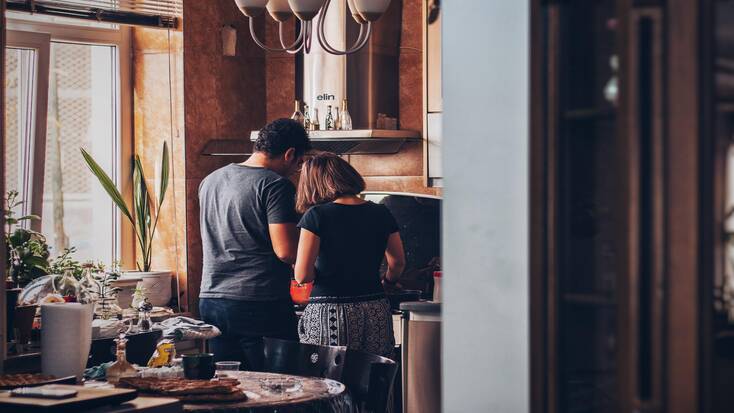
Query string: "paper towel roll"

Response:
xmin=41 ymin=303 xmax=93 ymax=381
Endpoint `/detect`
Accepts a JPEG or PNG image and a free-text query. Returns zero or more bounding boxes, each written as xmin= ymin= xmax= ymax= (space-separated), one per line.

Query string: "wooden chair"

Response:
xmin=262 ymin=337 xmax=346 ymax=380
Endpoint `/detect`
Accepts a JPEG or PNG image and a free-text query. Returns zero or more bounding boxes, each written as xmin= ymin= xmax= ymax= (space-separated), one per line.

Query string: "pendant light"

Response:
xmin=234 ymin=0 xmax=391 ymax=55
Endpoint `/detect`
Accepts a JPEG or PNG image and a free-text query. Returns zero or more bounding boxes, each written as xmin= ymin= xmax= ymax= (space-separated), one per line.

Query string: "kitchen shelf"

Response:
xmin=563 ymin=107 xmax=616 ymax=120
xmin=253 ymin=129 xmax=422 ymax=155
xmin=202 ymin=130 xmax=421 ymax=156
xmin=562 ymin=293 xmax=616 ymax=307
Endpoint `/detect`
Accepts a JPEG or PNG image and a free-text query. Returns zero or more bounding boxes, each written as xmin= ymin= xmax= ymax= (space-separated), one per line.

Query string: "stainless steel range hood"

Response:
xmin=302 ymin=0 xmax=402 ymax=130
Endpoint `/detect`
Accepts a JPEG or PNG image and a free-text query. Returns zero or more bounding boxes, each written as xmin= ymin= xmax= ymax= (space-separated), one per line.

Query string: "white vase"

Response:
xmin=116 ymin=271 xmax=173 ymax=308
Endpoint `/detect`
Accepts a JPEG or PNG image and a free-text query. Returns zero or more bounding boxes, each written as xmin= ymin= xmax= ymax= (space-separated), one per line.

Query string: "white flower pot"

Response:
xmin=115 ymin=271 xmax=173 ymax=308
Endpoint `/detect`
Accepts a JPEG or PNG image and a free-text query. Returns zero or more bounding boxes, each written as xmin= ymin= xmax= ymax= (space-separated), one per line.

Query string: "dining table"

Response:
xmin=182 ymin=371 xmax=347 ymax=412
xmin=87 ymin=371 xmax=349 ymax=413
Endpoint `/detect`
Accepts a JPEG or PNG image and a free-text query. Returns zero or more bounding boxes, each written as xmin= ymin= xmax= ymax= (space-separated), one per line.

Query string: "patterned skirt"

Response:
xmin=298 ymin=295 xmax=395 ymax=358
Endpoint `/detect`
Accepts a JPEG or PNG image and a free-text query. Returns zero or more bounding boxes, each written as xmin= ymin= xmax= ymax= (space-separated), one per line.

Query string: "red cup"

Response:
xmin=290 ymin=280 xmax=313 ymax=305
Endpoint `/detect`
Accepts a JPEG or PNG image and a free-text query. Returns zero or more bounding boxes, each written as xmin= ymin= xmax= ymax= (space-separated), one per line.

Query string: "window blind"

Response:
xmin=7 ymin=0 xmax=182 ymax=28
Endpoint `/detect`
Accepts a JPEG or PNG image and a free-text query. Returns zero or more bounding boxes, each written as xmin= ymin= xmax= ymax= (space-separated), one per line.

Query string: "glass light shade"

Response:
xmin=288 ymin=0 xmax=324 ymax=21
xmin=234 ymin=0 xmax=268 ymax=17
xmin=346 ymin=0 xmax=366 ymax=24
xmin=352 ymin=0 xmax=390 ymax=21
xmin=267 ymin=0 xmax=294 ymax=22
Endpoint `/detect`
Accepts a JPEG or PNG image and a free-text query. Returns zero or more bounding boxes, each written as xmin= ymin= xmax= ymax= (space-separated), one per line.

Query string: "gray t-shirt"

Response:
xmin=198 ymin=164 xmax=298 ymax=301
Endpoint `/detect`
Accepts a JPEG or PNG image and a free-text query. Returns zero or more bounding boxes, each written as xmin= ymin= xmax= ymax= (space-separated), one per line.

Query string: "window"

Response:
xmin=4 ymin=21 xmax=131 ymax=265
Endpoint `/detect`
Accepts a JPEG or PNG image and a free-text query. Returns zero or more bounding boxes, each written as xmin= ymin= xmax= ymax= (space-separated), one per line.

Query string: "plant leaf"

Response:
xmin=80 ymin=148 xmax=134 ymax=223
xmin=158 ymin=141 xmax=169 ymax=209
xmin=133 ymin=156 xmax=152 ymax=271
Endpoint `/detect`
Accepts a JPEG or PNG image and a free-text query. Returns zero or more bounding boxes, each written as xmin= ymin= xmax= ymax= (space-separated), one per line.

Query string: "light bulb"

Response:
xmin=346 ymin=0 xmax=366 ymax=24
xmin=287 ymin=0 xmax=325 ymax=21
xmin=352 ymin=0 xmax=391 ymax=22
xmin=234 ymin=0 xmax=268 ymax=18
xmin=267 ymin=0 xmax=294 ymax=22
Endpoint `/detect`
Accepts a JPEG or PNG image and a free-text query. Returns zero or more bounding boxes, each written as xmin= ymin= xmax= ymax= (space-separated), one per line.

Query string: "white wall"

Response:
xmin=442 ymin=0 xmax=529 ymax=412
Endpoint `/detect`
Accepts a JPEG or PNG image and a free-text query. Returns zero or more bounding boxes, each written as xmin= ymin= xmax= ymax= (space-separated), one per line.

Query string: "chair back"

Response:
xmin=342 ymin=350 xmax=399 ymax=413
xmin=263 ymin=337 xmax=346 ymax=380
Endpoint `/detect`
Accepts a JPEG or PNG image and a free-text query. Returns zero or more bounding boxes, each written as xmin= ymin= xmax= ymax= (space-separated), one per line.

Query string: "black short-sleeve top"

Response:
xmin=297 ymin=201 xmax=400 ymax=300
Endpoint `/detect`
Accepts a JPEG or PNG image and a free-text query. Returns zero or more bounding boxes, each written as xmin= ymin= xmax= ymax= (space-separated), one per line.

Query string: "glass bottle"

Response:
xmin=55 ymin=270 xmax=80 ymax=303
xmin=137 ymin=298 xmax=153 ymax=332
xmin=341 ymin=99 xmax=353 ymax=131
xmin=106 ymin=333 xmax=138 ymax=384
xmin=290 ymin=99 xmax=305 ymax=124
xmin=311 ymin=108 xmax=320 ymax=131
xmin=79 ymin=265 xmax=99 ymax=302
xmin=334 ymin=107 xmax=342 ymax=130
xmin=325 ymin=105 xmax=334 ymax=130
xmin=303 ymin=104 xmax=311 ymax=130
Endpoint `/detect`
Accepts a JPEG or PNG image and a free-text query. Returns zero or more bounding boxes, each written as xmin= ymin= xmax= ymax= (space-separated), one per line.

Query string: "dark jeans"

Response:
xmin=199 ymin=298 xmax=297 ymax=371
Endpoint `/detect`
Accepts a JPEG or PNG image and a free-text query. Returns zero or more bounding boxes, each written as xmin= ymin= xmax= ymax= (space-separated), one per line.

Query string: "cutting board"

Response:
xmin=0 ymin=385 xmax=137 ymax=412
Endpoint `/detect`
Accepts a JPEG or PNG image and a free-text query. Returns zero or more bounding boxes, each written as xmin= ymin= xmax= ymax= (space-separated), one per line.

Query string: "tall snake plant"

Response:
xmin=80 ymin=142 xmax=169 ymax=272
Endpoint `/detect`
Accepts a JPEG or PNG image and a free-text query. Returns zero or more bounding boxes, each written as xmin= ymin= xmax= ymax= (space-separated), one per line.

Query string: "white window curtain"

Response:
xmin=6 ymin=0 xmax=183 ymax=28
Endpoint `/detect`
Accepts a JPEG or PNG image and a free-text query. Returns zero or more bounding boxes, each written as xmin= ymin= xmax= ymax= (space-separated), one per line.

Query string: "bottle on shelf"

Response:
xmin=341 ymin=98 xmax=353 ymax=130
xmin=303 ymin=104 xmax=311 ymax=130
xmin=311 ymin=108 xmax=320 ymax=131
xmin=290 ymin=100 xmax=305 ymax=124
xmin=335 ymin=107 xmax=342 ymax=130
xmin=106 ymin=333 xmax=138 ymax=384
xmin=325 ymin=105 xmax=334 ymax=130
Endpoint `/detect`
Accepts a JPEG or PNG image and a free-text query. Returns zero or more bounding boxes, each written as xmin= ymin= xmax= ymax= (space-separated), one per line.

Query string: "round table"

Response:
xmin=183 ymin=371 xmax=347 ymax=412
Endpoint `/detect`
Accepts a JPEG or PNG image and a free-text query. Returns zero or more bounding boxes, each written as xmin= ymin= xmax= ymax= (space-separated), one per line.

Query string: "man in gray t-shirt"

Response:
xmin=198 ymin=119 xmax=310 ymax=370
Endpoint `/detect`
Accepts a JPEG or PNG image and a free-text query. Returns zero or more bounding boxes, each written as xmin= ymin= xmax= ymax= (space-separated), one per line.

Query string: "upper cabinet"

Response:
xmin=531 ymin=0 xmax=702 ymax=412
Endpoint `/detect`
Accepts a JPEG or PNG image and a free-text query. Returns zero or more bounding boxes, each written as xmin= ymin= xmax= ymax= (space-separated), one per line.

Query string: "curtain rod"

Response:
xmin=6 ymin=2 xmax=178 ymax=29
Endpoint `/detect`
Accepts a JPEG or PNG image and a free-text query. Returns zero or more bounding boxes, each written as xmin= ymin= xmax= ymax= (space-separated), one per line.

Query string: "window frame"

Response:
xmin=5 ymin=30 xmax=51 ymax=232
xmin=5 ymin=18 xmax=134 ymax=268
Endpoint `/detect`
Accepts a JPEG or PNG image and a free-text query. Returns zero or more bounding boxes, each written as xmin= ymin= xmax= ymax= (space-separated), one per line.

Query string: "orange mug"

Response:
xmin=290 ymin=280 xmax=313 ymax=305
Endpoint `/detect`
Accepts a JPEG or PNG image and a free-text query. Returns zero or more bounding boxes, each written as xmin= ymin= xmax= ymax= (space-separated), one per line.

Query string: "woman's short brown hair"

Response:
xmin=296 ymin=152 xmax=366 ymax=213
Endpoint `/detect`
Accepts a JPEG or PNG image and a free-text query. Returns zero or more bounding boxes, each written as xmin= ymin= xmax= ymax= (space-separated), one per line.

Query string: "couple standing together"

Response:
xmin=198 ymin=119 xmax=406 ymax=370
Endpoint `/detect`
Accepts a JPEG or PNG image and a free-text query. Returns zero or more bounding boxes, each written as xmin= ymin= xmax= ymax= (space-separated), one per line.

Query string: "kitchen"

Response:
xmin=0 ymin=0 xmax=448 ymax=412
xmin=4 ymin=0 xmax=730 ymax=412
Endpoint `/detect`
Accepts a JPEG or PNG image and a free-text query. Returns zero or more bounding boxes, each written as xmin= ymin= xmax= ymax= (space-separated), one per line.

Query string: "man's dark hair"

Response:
xmin=255 ymin=118 xmax=311 ymax=158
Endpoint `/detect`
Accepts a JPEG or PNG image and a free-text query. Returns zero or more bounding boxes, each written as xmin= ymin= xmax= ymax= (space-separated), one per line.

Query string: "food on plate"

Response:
xmin=0 ymin=374 xmax=57 ymax=389
xmin=117 ymin=377 xmax=246 ymax=403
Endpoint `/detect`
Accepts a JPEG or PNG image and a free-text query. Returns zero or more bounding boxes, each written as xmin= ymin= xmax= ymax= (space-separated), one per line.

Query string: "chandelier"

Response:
xmin=234 ymin=0 xmax=391 ymax=55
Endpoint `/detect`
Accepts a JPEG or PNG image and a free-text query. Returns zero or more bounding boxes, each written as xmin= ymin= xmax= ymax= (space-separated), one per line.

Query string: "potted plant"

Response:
xmin=80 ymin=142 xmax=172 ymax=307
xmin=4 ymin=190 xmax=51 ymax=349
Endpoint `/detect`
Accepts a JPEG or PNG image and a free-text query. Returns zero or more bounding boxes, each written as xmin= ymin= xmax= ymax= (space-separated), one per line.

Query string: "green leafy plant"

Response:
xmin=49 ymin=247 xmax=105 ymax=280
xmin=80 ymin=142 xmax=169 ymax=272
xmin=5 ymin=191 xmax=50 ymax=286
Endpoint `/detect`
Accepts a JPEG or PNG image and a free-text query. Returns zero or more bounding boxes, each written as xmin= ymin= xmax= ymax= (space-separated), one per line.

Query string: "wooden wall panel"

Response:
xmin=132 ymin=27 xmax=187 ymax=311
xmin=666 ymin=0 xmax=700 ymax=411
xmin=183 ymin=0 xmax=266 ymax=314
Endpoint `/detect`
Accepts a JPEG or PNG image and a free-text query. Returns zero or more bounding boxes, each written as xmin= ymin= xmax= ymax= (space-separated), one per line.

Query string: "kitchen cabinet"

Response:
xmin=423 ymin=0 xmax=442 ymax=187
xmin=530 ymin=0 xmax=701 ymax=412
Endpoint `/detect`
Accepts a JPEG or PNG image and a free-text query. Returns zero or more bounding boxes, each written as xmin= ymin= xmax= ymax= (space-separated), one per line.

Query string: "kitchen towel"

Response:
xmin=41 ymin=302 xmax=93 ymax=381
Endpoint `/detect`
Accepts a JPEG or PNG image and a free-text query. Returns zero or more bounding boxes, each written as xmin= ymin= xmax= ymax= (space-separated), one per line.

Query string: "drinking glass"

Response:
xmin=215 ymin=361 xmax=241 ymax=378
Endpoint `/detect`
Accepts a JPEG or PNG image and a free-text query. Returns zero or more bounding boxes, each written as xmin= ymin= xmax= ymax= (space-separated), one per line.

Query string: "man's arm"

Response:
xmin=269 ymin=223 xmax=299 ymax=264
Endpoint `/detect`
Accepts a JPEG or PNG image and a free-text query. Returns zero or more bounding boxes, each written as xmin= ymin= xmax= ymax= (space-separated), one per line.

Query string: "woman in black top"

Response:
xmin=294 ymin=153 xmax=406 ymax=357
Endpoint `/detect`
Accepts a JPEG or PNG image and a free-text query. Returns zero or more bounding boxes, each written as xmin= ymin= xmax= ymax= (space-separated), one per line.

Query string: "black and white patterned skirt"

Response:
xmin=298 ymin=295 xmax=395 ymax=358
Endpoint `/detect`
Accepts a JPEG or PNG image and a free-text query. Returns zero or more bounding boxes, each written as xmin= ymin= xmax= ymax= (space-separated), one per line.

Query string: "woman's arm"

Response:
xmin=294 ymin=228 xmax=320 ymax=284
xmin=384 ymin=232 xmax=406 ymax=282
